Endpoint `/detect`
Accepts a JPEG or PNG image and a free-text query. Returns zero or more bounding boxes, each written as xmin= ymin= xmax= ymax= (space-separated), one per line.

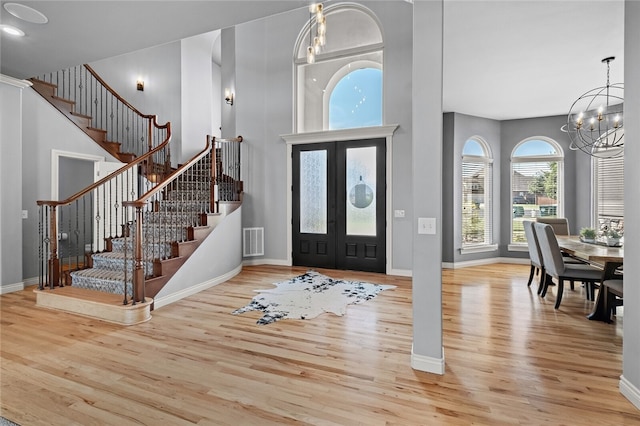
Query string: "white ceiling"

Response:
xmin=0 ymin=1 xmax=625 ymax=121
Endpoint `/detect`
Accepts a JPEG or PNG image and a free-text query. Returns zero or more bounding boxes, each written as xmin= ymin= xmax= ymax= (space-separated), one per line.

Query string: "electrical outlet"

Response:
xmin=394 ymin=209 xmax=405 ymax=218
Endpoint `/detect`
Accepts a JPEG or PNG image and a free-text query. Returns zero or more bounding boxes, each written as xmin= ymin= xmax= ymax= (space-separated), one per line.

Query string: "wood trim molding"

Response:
xmin=281 ymin=124 xmax=399 ymax=145
xmin=0 ymin=74 xmax=32 ymax=88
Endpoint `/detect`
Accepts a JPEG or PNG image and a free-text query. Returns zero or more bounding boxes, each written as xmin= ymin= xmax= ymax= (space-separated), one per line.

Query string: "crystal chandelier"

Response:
xmin=563 ymin=57 xmax=624 ymax=159
xmin=306 ymin=3 xmax=326 ymax=64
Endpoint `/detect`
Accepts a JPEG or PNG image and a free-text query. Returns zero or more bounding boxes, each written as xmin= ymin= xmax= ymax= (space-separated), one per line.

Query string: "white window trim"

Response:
xmin=460 ymin=244 xmax=498 ymax=255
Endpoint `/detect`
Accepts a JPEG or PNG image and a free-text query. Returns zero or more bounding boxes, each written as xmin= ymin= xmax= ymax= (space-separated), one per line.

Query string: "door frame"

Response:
xmin=282 ymin=124 xmax=398 ymax=274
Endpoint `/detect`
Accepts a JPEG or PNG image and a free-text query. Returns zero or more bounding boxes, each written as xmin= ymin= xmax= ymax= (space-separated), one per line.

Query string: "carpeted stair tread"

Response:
xmin=70 ymin=268 xmax=133 ymax=296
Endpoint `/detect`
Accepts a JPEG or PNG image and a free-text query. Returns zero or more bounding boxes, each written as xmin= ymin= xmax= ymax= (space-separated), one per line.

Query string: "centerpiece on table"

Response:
xmin=580 ymin=227 xmax=597 ymax=243
xmin=605 ymin=229 xmax=623 ymax=247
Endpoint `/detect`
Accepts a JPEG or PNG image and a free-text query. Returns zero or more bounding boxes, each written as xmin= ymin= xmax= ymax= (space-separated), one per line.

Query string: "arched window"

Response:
xmin=511 ymin=138 xmax=564 ymax=244
xmin=462 ymin=138 xmax=493 ymax=248
xmin=294 ymin=4 xmax=383 ymax=133
xmin=329 ymin=68 xmax=382 ymax=130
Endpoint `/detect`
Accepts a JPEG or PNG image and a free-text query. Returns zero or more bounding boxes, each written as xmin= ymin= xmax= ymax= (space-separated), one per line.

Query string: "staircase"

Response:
xmin=29 ymin=64 xmax=169 ymax=164
xmin=33 ymin=63 xmax=243 ymax=324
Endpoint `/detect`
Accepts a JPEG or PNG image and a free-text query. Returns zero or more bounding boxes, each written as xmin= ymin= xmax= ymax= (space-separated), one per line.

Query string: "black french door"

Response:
xmin=292 ymin=138 xmax=385 ymax=273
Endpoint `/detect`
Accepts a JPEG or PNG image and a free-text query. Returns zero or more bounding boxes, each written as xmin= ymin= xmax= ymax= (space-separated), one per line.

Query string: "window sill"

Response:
xmin=508 ymin=244 xmax=528 ymax=252
xmin=460 ymin=244 xmax=498 ymax=255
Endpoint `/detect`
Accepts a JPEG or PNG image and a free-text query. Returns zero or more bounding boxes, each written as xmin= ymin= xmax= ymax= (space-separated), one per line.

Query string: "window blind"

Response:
xmin=462 ymin=158 xmax=492 ymax=246
xmin=594 ymin=154 xmax=624 ymax=220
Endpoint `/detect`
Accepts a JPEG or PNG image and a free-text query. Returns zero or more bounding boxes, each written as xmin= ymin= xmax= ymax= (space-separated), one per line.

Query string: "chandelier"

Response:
xmin=563 ymin=57 xmax=624 ymax=158
xmin=306 ymin=3 xmax=326 ymax=64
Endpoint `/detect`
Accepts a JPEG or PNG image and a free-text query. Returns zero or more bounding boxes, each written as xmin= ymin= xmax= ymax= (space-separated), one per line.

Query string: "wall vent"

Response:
xmin=243 ymin=227 xmax=264 ymax=257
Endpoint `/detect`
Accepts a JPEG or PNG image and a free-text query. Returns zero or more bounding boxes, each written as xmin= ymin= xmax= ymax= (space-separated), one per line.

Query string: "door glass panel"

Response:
xmin=346 ymin=146 xmax=376 ymax=236
xmin=300 ymin=150 xmax=328 ymax=234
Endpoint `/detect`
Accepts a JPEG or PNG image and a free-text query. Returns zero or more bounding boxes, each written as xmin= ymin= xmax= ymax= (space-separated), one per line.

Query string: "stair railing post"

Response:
xmin=133 ymin=203 xmax=146 ymax=304
xmin=209 ymin=136 xmax=216 ymax=213
xmin=48 ymin=205 xmax=60 ymax=289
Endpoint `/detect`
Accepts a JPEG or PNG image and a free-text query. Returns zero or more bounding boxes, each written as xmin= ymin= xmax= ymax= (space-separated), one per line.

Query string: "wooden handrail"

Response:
xmin=123 ymin=135 xmax=213 ymax=210
xmin=84 ymin=64 xmax=157 ymax=121
xmin=37 ymin=123 xmax=172 ymax=208
xmin=124 ymin=135 xmax=243 ymax=209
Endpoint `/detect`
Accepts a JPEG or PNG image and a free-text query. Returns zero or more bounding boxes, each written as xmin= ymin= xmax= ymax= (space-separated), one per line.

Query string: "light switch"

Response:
xmin=22 ymin=210 xmax=28 ymax=219
xmin=418 ymin=217 xmax=436 ymax=235
xmin=394 ymin=209 xmax=405 ymax=218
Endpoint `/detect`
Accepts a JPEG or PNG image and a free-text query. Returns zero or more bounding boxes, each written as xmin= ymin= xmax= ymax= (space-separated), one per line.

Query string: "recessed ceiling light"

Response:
xmin=0 ymin=24 xmax=25 ymax=37
xmin=3 ymin=3 xmax=48 ymax=24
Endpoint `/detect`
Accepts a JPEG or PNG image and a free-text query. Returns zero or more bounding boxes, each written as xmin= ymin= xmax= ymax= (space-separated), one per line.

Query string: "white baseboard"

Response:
xmin=442 ymin=256 xmax=529 ymax=269
xmin=388 ymin=268 xmax=412 ymax=277
xmin=23 ymin=276 xmax=40 ymax=287
xmin=620 ymin=375 xmax=640 ymax=410
xmin=0 ymin=281 xmax=24 ymax=294
xmin=411 ymin=345 xmax=445 ymax=375
xmin=242 ymin=258 xmax=291 ymax=267
xmin=153 ymin=264 xmax=242 ymax=309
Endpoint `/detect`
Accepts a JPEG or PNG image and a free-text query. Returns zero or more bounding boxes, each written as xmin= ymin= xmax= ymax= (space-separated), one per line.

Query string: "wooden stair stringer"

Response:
xmin=29 ymin=78 xmax=134 ymax=163
xmin=145 ymin=218 xmax=219 ymax=300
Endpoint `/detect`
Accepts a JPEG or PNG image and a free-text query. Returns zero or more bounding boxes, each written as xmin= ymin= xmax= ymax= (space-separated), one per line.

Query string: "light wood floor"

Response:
xmin=1 ymin=264 xmax=638 ymax=425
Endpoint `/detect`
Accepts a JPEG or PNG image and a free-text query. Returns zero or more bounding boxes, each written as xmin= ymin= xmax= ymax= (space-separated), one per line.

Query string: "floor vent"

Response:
xmin=243 ymin=227 xmax=264 ymax=257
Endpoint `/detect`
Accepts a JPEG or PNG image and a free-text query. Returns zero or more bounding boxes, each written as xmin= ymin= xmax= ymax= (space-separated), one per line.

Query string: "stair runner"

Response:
xmin=69 ymin=174 xmax=212 ymax=298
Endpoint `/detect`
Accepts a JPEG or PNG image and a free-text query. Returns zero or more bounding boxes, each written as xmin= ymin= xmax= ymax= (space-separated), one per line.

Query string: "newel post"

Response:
xmin=48 ymin=205 xmax=60 ymax=289
xmin=133 ymin=203 xmax=146 ymax=304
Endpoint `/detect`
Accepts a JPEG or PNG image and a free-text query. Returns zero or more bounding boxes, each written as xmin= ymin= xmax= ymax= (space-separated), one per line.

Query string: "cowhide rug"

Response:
xmin=232 ymin=270 xmax=396 ymax=325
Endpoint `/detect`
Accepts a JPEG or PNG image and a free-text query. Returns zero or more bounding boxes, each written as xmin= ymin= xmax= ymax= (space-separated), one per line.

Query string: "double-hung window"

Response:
xmin=462 ymin=138 xmax=493 ymax=250
xmin=510 ymin=138 xmax=563 ymax=245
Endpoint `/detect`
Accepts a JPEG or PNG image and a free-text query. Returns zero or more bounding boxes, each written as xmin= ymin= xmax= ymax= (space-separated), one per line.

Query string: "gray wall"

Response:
xmin=623 ymin=0 xmax=640 ymax=406
xmin=90 ymin=42 xmax=183 ymax=162
xmin=442 ymin=112 xmax=501 ymax=263
xmin=232 ymin=1 xmax=415 ymax=270
xmin=0 ymin=78 xmax=25 ymax=290
xmin=181 ymin=31 xmax=218 ymax=160
xmin=221 ymin=27 xmax=236 ymax=139
xmin=21 ymin=88 xmax=119 ymax=280
xmin=412 ymin=0 xmax=444 ymax=369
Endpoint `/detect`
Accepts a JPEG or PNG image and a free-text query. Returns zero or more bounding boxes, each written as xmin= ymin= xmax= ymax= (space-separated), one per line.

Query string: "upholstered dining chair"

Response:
xmin=523 ymin=220 xmax=545 ymax=294
xmin=534 ymin=222 xmax=603 ymax=309
xmin=602 ymin=277 xmax=624 ymax=322
xmin=535 ymin=217 xmax=570 ymax=235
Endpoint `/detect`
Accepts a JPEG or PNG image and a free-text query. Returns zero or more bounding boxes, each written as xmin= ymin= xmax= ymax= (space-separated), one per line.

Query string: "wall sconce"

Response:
xmin=136 ymin=79 xmax=144 ymax=91
xmin=225 ymin=89 xmax=234 ymax=105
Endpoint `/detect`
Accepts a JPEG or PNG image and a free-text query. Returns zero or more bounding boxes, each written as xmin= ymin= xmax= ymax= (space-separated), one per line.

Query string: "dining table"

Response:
xmin=556 ymin=236 xmax=623 ymax=322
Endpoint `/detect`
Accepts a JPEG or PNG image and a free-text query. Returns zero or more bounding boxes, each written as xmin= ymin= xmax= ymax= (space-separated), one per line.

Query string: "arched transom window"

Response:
xmin=295 ymin=4 xmax=383 ymax=133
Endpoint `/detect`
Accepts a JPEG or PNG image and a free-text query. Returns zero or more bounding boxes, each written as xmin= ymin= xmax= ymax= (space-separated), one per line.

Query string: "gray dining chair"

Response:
xmin=534 ymin=222 xmax=603 ymax=309
xmin=535 ymin=217 xmax=571 ymax=235
xmin=602 ymin=279 xmax=623 ymax=322
xmin=523 ymin=220 xmax=545 ymax=294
